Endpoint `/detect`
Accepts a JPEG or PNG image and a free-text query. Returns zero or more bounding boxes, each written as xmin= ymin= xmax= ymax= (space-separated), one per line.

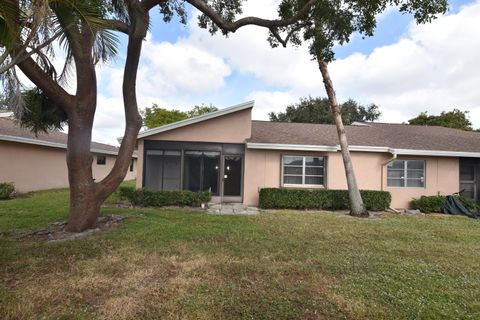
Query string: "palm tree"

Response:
xmin=317 ymin=58 xmax=368 ymax=217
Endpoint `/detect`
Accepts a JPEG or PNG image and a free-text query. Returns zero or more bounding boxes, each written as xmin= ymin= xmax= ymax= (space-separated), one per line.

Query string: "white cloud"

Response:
xmin=328 ymin=1 xmax=480 ymax=125
xmin=184 ymin=11 xmax=321 ymax=93
xmin=140 ymin=37 xmax=231 ymax=95
xmin=92 ymin=33 xmax=232 ymax=144
xmin=246 ymin=91 xmax=298 ymax=120
xmin=181 ymin=0 xmax=480 ymax=128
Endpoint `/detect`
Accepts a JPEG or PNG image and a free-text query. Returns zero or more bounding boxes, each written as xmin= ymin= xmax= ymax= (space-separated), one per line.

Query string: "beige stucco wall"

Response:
xmin=92 ymin=154 xmax=137 ymax=182
xmin=142 ymin=108 xmax=252 ymax=144
xmin=136 ymin=108 xmax=252 ymax=188
xmin=243 ymin=149 xmax=460 ymax=209
xmin=0 ymin=141 xmax=136 ymax=193
xmin=383 ymin=156 xmax=459 ymax=208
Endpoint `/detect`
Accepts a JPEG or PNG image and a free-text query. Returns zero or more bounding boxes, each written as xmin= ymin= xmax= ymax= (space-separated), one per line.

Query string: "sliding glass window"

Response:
xmin=144 ymin=150 xmax=181 ymax=191
xmin=184 ymin=151 xmax=220 ymax=195
xmin=282 ymin=155 xmax=325 ymax=187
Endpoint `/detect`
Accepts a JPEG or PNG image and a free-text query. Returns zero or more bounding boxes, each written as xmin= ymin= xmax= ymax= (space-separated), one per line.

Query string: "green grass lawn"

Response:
xmin=1 ymin=188 xmax=480 ymax=319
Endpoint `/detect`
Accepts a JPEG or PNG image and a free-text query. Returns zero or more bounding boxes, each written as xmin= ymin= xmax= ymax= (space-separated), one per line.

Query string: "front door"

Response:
xmin=460 ymin=158 xmax=479 ymax=203
xmin=222 ymin=155 xmax=243 ymax=202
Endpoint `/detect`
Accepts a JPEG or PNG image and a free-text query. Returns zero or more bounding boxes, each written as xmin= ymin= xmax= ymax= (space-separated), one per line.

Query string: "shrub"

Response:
xmin=410 ymin=195 xmax=479 ymax=213
xmin=118 ymin=186 xmax=211 ymax=207
xmin=0 ymin=182 xmax=15 ymax=200
xmin=410 ymin=195 xmax=445 ymax=213
xmin=259 ymin=188 xmax=391 ymax=211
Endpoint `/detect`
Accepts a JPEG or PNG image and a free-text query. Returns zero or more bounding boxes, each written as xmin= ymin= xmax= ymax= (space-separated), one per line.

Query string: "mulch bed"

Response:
xmin=14 ymin=215 xmax=126 ymax=243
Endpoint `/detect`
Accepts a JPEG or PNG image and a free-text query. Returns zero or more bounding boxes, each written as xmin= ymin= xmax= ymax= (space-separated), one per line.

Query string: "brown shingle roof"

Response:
xmin=249 ymin=121 xmax=480 ymax=153
xmin=0 ymin=117 xmax=121 ymax=154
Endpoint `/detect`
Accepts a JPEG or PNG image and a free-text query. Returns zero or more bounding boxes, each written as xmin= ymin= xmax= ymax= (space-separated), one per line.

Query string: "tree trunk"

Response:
xmin=64 ymin=111 xmax=101 ymax=231
xmin=317 ymin=59 xmax=369 ymax=217
xmin=64 ymin=5 xmax=146 ymax=232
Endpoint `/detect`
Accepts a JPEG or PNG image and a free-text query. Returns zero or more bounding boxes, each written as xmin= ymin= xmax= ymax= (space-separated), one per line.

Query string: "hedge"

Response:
xmin=410 ymin=195 xmax=478 ymax=213
xmin=0 ymin=182 xmax=15 ymax=200
xmin=259 ymin=188 xmax=391 ymax=211
xmin=118 ymin=186 xmax=211 ymax=207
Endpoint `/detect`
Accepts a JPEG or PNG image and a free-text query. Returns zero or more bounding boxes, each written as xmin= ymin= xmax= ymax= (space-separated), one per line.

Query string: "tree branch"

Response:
xmin=141 ymin=0 xmax=168 ymax=11
xmin=97 ymin=1 xmax=146 ymax=198
xmin=15 ymin=55 xmax=75 ymax=109
xmin=2 ymin=0 xmax=74 ymax=110
xmin=0 ymin=30 xmax=63 ymax=74
xmin=105 ymin=19 xmax=130 ymax=35
xmin=186 ymin=0 xmax=317 ymax=32
xmin=269 ymin=21 xmax=311 ymax=47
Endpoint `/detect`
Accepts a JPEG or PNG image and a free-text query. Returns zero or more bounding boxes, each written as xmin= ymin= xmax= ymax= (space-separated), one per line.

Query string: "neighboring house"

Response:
xmin=136 ymin=102 xmax=480 ymax=209
xmin=0 ymin=114 xmax=136 ymax=193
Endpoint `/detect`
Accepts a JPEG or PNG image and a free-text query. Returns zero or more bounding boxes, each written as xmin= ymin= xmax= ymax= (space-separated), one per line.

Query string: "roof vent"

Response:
xmin=351 ymin=121 xmax=371 ymax=127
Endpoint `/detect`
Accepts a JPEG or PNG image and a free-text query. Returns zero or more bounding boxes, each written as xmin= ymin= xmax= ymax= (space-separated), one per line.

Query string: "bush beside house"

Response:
xmin=0 ymin=182 xmax=15 ymax=200
xmin=119 ymin=186 xmax=211 ymax=207
xmin=259 ymin=188 xmax=391 ymax=211
xmin=410 ymin=195 xmax=478 ymax=213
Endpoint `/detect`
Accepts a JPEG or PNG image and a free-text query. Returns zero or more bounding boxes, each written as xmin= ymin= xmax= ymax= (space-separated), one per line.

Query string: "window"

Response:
xmin=96 ymin=155 xmax=106 ymax=165
xmin=183 ymin=151 xmax=220 ymax=195
xmin=387 ymin=160 xmax=425 ymax=187
xmin=129 ymin=159 xmax=134 ymax=172
xmin=144 ymin=150 xmax=181 ymax=191
xmin=282 ymin=155 xmax=325 ymax=187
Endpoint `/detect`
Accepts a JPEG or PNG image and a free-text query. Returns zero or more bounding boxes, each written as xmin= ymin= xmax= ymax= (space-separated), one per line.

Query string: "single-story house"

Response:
xmin=0 ymin=113 xmax=136 ymax=193
xmin=135 ymin=102 xmax=480 ymax=209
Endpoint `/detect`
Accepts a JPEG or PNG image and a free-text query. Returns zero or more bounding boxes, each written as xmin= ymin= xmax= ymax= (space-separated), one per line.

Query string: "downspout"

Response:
xmin=381 ymin=151 xmax=397 ymax=191
xmin=381 ymin=151 xmax=398 ymax=212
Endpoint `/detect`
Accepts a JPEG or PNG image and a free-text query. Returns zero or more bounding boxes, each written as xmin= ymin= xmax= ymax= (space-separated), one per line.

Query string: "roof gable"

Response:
xmin=137 ymin=101 xmax=254 ymax=139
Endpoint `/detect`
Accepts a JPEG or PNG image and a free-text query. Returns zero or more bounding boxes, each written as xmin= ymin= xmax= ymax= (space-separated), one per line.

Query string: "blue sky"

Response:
xmin=92 ymin=0 xmax=480 ymax=144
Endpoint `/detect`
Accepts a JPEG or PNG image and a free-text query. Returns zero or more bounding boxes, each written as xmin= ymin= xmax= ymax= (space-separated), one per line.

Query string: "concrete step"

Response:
xmin=207 ymin=203 xmax=258 ymax=215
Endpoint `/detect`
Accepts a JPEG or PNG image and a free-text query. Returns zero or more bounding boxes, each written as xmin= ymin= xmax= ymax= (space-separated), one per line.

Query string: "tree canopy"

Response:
xmin=142 ymin=103 xmax=219 ymax=129
xmin=269 ymin=0 xmax=447 ymax=62
xmin=269 ymin=97 xmax=380 ymax=125
xmin=408 ymin=109 xmax=474 ymax=131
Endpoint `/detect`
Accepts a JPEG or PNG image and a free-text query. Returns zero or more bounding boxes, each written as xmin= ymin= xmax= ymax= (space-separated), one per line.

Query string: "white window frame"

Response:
xmin=282 ymin=155 xmax=325 ymax=188
xmin=387 ymin=160 xmax=425 ymax=188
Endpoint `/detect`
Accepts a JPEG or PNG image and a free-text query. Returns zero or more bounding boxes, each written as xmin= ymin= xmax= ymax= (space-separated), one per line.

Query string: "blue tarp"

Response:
xmin=442 ymin=196 xmax=479 ymax=219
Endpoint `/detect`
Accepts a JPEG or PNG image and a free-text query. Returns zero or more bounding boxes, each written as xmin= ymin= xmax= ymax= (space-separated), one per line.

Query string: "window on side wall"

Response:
xmin=129 ymin=159 xmax=134 ymax=172
xmin=387 ymin=160 xmax=425 ymax=188
xmin=97 ymin=155 xmax=106 ymax=165
xmin=282 ymin=155 xmax=325 ymax=187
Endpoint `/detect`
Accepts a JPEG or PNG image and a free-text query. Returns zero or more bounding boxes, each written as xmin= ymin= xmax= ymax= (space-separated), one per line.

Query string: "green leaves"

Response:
xmin=118 ymin=186 xmax=212 ymax=207
xmin=408 ymin=109 xmax=474 ymax=131
xmin=142 ymin=104 xmax=189 ymax=129
xmin=259 ymin=188 xmax=392 ymax=211
xmin=269 ymin=96 xmax=380 ymax=125
xmin=197 ymin=0 xmax=244 ymax=35
xmin=142 ymin=103 xmax=219 ymax=129
xmin=271 ymin=0 xmax=449 ymax=62
xmin=18 ymin=88 xmax=68 ymax=135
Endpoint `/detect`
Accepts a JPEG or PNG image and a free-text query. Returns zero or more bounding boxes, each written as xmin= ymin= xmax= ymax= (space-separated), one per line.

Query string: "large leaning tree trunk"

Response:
xmin=2 ymin=0 xmax=319 ymax=232
xmin=317 ymin=58 xmax=368 ymax=217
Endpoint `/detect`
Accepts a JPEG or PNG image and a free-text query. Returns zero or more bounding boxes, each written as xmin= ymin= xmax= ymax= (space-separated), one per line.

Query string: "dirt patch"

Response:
xmin=15 ymin=215 xmax=126 ymax=243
